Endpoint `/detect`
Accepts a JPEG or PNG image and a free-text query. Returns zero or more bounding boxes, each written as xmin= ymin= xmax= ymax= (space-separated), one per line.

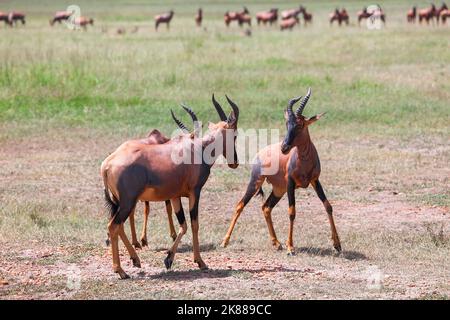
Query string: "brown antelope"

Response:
xmin=155 ymin=10 xmax=174 ymax=31
xmin=281 ymin=6 xmax=301 ymax=20
xmin=101 ymin=96 xmax=240 ymax=279
xmin=280 ymin=17 xmax=299 ymax=31
xmin=222 ymin=89 xmax=341 ymax=255
xmin=195 ymin=8 xmax=203 ymax=27
xmin=330 ymin=8 xmax=349 ymax=26
xmin=50 ymin=11 xmax=72 ymax=26
xmin=0 ymin=12 xmax=9 ymax=25
xmin=256 ymin=8 xmax=278 ymax=25
xmin=406 ymin=6 xmax=417 ymax=23
xmin=7 ymin=11 xmax=26 ymax=26
xmin=357 ymin=5 xmax=385 ymax=26
xmin=74 ymin=16 xmax=94 ymax=30
xmin=418 ymin=4 xmax=436 ymax=24
xmin=224 ymin=7 xmax=249 ymax=27
xmin=441 ymin=8 xmax=450 ymax=23
xmin=299 ymin=6 xmax=312 ymax=26
xmin=435 ymin=3 xmax=448 ymax=23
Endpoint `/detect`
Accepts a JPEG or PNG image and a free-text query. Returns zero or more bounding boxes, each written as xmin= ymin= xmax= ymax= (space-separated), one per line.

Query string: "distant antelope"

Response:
xmin=280 ymin=17 xmax=299 ymax=31
xmin=224 ymin=7 xmax=250 ymax=27
xmin=7 ymin=11 xmax=26 ymax=26
xmin=435 ymin=3 xmax=448 ymax=23
xmin=406 ymin=6 xmax=417 ymax=23
xmin=441 ymin=8 xmax=450 ymax=23
xmin=418 ymin=4 xmax=436 ymax=24
xmin=74 ymin=17 xmax=94 ymax=30
xmin=0 ymin=12 xmax=9 ymax=25
xmin=222 ymin=89 xmax=341 ymax=255
xmin=256 ymin=8 xmax=278 ymax=25
xmin=330 ymin=8 xmax=349 ymax=26
xmin=299 ymin=6 xmax=312 ymax=25
xmin=50 ymin=11 xmax=72 ymax=26
xmin=155 ymin=10 xmax=174 ymax=31
xmin=195 ymin=8 xmax=203 ymax=27
xmin=357 ymin=5 xmax=385 ymax=26
xmin=101 ymin=96 xmax=240 ymax=279
xmin=281 ymin=6 xmax=301 ymax=20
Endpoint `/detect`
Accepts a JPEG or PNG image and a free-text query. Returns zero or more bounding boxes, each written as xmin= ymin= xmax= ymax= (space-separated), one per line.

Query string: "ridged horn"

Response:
xmin=295 ymin=87 xmax=311 ymax=116
xmin=212 ymin=93 xmax=227 ymax=121
xmin=170 ymin=109 xmax=189 ymax=133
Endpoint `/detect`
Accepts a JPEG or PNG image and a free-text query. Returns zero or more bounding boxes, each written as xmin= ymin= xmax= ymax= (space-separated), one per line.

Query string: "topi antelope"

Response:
xmin=280 ymin=17 xmax=299 ymax=31
xmin=101 ymin=95 xmax=240 ymax=279
xmin=155 ymin=10 xmax=174 ymax=31
xmin=222 ymin=88 xmax=341 ymax=255
xmin=418 ymin=4 xmax=436 ymax=24
xmin=435 ymin=3 xmax=448 ymax=23
xmin=441 ymin=8 xmax=450 ymax=23
xmin=406 ymin=6 xmax=417 ymax=23
xmin=357 ymin=5 xmax=385 ymax=26
xmin=195 ymin=8 xmax=203 ymax=27
xmin=330 ymin=8 xmax=349 ymax=26
xmin=256 ymin=8 xmax=278 ymax=26
xmin=74 ymin=16 xmax=94 ymax=30
xmin=224 ymin=7 xmax=249 ymax=27
xmin=50 ymin=11 xmax=72 ymax=26
xmin=299 ymin=6 xmax=312 ymax=26
xmin=7 ymin=11 xmax=26 ymax=27
xmin=0 ymin=12 xmax=9 ymax=25
xmin=281 ymin=6 xmax=301 ymax=20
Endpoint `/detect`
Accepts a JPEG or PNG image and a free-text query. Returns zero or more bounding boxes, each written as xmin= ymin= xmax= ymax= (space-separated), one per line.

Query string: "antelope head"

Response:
xmin=281 ymin=88 xmax=325 ymax=155
xmin=210 ymin=94 xmax=240 ymax=168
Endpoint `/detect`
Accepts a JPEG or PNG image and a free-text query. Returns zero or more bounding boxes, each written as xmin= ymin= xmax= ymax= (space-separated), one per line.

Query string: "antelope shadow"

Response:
xmin=297 ymin=246 xmax=367 ymax=261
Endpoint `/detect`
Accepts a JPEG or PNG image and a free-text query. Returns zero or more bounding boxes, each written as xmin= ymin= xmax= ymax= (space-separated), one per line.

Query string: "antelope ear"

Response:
xmin=306 ymin=112 xmax=326 ymax=125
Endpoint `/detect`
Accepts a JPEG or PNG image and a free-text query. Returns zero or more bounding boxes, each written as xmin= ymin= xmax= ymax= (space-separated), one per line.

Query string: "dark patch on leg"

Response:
xmin=175 ymin=208 xmax=186 ymax=225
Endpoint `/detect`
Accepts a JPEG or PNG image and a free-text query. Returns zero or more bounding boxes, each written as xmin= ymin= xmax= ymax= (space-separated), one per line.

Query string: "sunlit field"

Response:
xmin=0 ymin=0 xmax=449 ymax=299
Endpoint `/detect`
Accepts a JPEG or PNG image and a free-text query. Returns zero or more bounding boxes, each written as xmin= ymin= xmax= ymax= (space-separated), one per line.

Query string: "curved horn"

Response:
xmin=225 ymin=95 xmax=239 ymax=123
xmin=212 ymin=93 xmax=227 ymax=121
xmin=181 ymin=103 xmax=200 ymax=133
xmin=170 ymin=109 xmax=189 ymax=133
xmin=295 ymin=87 xmax=311 ymax=116
xmin=287 ymin=96 xmax=302 ymax=116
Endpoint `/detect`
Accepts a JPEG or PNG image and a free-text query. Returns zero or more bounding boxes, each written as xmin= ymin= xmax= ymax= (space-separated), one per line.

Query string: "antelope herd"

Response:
xmin=3 ymin=3 xmax=450 ymax=32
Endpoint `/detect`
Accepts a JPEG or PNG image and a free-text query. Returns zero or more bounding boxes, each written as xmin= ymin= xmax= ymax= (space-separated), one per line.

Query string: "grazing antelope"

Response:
xmin=7 ymin=11 xmax=26 ymax=26
xmin=406 ymin=6 xmax=417 ymax=23
xmin=299 ymin=6 xmax=312 ymax=26
xmin=195 ymin=8 xmax=203 ymax=27
xmin=222 ymin=88 xmax=341 ymax=255
xmin=0 ymin=12 xmax=9 ymax=25
xmin=418 ymin=4 xmax=436 ymax=24
xmin=441 ymin=8 xmax=450 ymax=23
xmin=224 ymin=7 xmax=249 ymax=27
xmin=155 ymin=10 xmax=174 ymax=31
xmin=74 ymin=16 xmax=94 ymax=30
xmin=101 ymin=96 xmax=240 ymax=279
xmin=280 ymin=17 xmax=299 ymax=31
xmin=281 ymin=6 xmax=301 ymax=20
xmin=256 ymin=8 xmax=278 ymax=25
xmin=50 ymin=11 xmax=72 ymax=26
xmin=340 ymin=8 xmax=350 ymax=25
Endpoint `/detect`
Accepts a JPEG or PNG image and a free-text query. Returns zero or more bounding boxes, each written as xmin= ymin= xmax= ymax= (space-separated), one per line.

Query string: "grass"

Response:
xmin=0 ymin=0 xmax=449 ymax=299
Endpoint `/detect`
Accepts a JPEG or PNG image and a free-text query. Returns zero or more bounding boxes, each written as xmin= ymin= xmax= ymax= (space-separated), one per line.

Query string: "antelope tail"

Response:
xmin=102 ymin=169 xmax=119 ymax=220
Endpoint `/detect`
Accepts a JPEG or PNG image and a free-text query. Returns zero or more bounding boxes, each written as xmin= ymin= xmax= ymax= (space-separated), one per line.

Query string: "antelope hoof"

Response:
xmin=287 ymin=247 xmax=296 ymax=256
xmin=272 ymin=241 xmax=283 ymax=251
xmin=164 ymin=252 xmax=174 ymax=270
xmin=195 ymin=259 xmax=208 ymax=271
xmin=141 ymin=238 xmax=148 ymax=247
xmin=105 ymin=238 xmax=110 ymax=247
xmin=131 ymin=257 xmax=141 ymax=268
xmin=115 ymin=268 xmax=130 ymax=280
xmin=221 ymin=237 xmax=230 ymax=248
xmin=132 ymin=242 xmax=142 ymax=250
xmin=334 ymin=243 xmax=342 ymax=253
